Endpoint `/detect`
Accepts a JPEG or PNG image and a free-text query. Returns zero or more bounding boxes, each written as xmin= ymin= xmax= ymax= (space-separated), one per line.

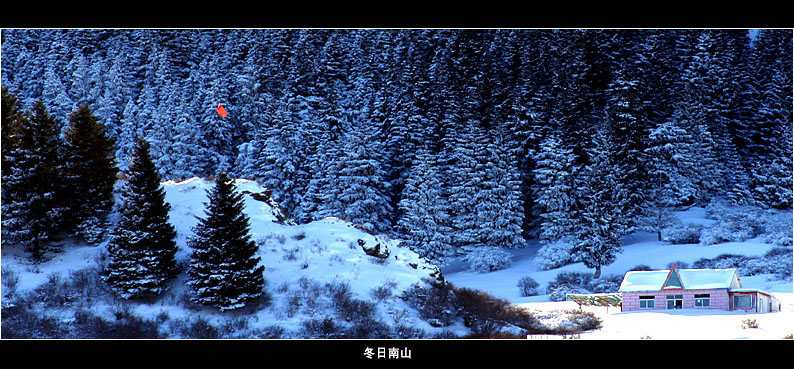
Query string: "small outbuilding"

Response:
xmin=618 ymin=265 xmax=781 ymax=313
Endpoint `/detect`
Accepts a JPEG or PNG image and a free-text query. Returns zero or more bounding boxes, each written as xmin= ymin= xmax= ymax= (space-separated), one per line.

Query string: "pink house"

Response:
xmin=618 ymin=265 xmax=781 ymax=313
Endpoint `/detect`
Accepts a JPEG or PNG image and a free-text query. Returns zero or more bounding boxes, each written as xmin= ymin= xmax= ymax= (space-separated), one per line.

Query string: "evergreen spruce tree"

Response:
xmin=681 ymin=30 xmax=743 ymax=198
xmin=41 ymin=67 xmax=75 ymax=128
xmin=747 ymin=30 xmax=793 ymax=209
xmin=104 ymin=138 xmax=179 ymax=299
xmin=2 ymin=101 xmax=68 ymax=260
xmin=644 ymin=94 xmax=724 ymax=205
xmin=187 ymin=173 xmax=265 ymax=311
xmin=532 ymin=131 xmax=578 ymax=242
xmin=605 ymin=34 xmax=651 ymax=229
xmin=474 ymin=133 xmax=526 ymax=249
xmin=571 ymin=126 xmax=630 ymax=279
xmin=254 ymin=97 xmax=308 ymax=218
xmin=2 ymin=87 xmax=24 ymax=199
xmin=320 ymin=128 xmax=393 ymax=233
xmin=62 ymin=103 xmax=119 ymax=243
xmin=396 ymin=148 xmax=455 ymax=263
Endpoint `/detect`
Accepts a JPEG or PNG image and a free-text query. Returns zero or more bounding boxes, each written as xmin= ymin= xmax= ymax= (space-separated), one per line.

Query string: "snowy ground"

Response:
xmin=2 ymin=180 xmax=792 ymax=339
xmin=1 ymin=178 xmax=458 ymax=337
xmin=443 ymin=207 xmax=794 ymax=340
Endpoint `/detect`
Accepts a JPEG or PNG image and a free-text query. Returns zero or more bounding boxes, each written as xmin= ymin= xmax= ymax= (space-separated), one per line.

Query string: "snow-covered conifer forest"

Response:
xmin=1 ymin=29 xmax=792 ymax=340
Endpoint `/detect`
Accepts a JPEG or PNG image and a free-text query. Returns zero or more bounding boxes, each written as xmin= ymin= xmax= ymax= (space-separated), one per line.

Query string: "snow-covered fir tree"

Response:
xmin=571 ymin=125 xmax=631 ymax=279
xmin=1 ymin=101 xmax=68 ymax=260
xmin=61 ymin=103 xmax=118 ymax=243
xmin=252 ymin=97 xmax=308 ymax=218
xmin=41 ymin=67 xmax=75 ymax=129
xmin=469 ymin=132 xmax=525 ymax=249
xmin=187 ymin=173 xmax=265 ymax=311
xmin=446 ymin=124 xmax=525 ymax=250
xmin=396 ymin=148 xmax=454 ymax=263
xmin=532 ymin=131 xmax=578 ymax=243
xmin=1 ymin=29 xmax=790 ymax=258
xmin=321 ymin=127 xmax=393 ymax=233
xmin=1 ymin=87 xmax=24 ymax=196
xmin=104 ymin=138 xmax=179 ymax=299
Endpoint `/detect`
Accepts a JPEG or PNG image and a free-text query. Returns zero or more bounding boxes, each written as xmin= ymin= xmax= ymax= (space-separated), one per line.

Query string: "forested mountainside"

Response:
xmin=1 ymin=29 xmax=792 ymax=265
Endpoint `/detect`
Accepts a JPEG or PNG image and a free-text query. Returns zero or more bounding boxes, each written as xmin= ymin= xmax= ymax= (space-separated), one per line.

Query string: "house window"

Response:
xmin=639 ymin=296 xmax=655 ymax=309
xmin=733 ymin=295 xmax=752 ymax=309
xmin=666 ymin=295 xmax=683 ymax=309
xmin=694 ymin=294 xmax=710 ymax=307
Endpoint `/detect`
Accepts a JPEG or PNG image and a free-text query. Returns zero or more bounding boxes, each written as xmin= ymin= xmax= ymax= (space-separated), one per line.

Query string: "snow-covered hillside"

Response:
xmin=444 ymin=207 xmax=794 ymax=339
xmin=2 ymin=180 xmax=792 ymax=339
xmin=1 ymin=178 xmax=454 ymax=338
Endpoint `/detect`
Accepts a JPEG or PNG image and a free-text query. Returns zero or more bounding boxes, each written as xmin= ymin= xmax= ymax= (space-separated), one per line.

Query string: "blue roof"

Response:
xmin=619 ymin=268 xmax=738 ymax=292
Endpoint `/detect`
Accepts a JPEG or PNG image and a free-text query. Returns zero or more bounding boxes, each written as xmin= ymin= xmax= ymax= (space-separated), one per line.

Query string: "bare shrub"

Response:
xmin=299 ymin=317 xmax=347 ymax=338
xmin=370 ymin=280 xmax=397 ymax=301
xmin=72 ymin=308 xmax=163 ymax=339
xmin=517 ymin=276 xmax=540 ymax=297
xmin=400 ymin=279 xmax=458 ymax=327
xmin=741 ymin=318 xmax=759 ymax=329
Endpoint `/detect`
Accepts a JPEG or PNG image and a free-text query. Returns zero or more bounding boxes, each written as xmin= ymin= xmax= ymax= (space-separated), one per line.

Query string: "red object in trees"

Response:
xmin=216 ymin=104 xmax=228 ymax=117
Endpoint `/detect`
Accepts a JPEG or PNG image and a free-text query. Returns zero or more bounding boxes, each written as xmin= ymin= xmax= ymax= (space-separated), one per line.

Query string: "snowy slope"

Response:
xmin=1 ymin=177 xmax=449 ymax=337
xmin=3 ymin=183 xmax=791 ymax=339
xmin=444 ymin=207 xmax=794 ymax=339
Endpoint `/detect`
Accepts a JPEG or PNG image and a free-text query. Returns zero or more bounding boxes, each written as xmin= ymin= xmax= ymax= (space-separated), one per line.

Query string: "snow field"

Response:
xmin=1 ymin=178 xmax=448 ymax=337
xmin=444 ymin=207 xmax=793 ymax=339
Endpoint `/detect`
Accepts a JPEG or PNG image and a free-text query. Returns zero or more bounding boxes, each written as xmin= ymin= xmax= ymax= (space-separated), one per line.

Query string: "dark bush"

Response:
xmin=711 ymin=254 xmax=750 ymax=269
xmin=692 ymin=254 xmax=749 ymax=270
xmin=292 ymin=231 xmax=307 ymax=241
xmin=73 ymin=309 xmax=163 ymax=339
xmin=336 ymin=298 xmax=377 ymax=322
xmin=325 ymin=281 xmax=376 ymax=322
xmin=33 ymin=273 xmax=78 ymax=308
xmin=370 ymin=281 xmax=397 ymax=301
xmin=300 ymin=317 xmax=347 ymax=338
xmin=251 ymin=325 xmax=287 ymax=339
xmin=517 ymin=276 xmax=540 ymax=296
xmin=326 ymin=281 xmax=353 ymax=306
xmin=662 ymin=222 xmax=704 ymax=244
xmin=1 ymin=269 xmax=19 ymax=295
xmin=347 ymin=318 xmax=391 ymax=339
xmin=219 ymin=316 xmax=250 ymax=337
xmin=68 ymin=268 xmax=110 ymax=307
xmin=180 ymin=316 xmax=220 ymax=339
xmin=691 ymin=258 xmax=715 ymax=269
xmin=390 ymin=324 xmax=428 ymax=339
xmin=500 ymin=306 xmax=543 ymax=333
xmin=563 ymin=310 xmax=602 ymax=332
xmin=453 ymin=287 xmax=542 ymax=335
xmin=586 ymin=274 xmax=623 ymax=293
xmin=1 ymin=300 xmax=66 ymax=338
xmin=453 ymin=287 xmax=511 ymax=335
xmin=244 ymin=325 xmax=286 ymax=339
xmin=547 ymin=271 xmax=593 ymax=301
xmin=765 ymin=247 xmax=793 ymax=258
xmin=551 ymin=271 xmax=593 ymax=286
xmin=629 ymin=264 xmax=653 ymax=271
xmin=400 ymin=279 xmax=458 ymax=327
